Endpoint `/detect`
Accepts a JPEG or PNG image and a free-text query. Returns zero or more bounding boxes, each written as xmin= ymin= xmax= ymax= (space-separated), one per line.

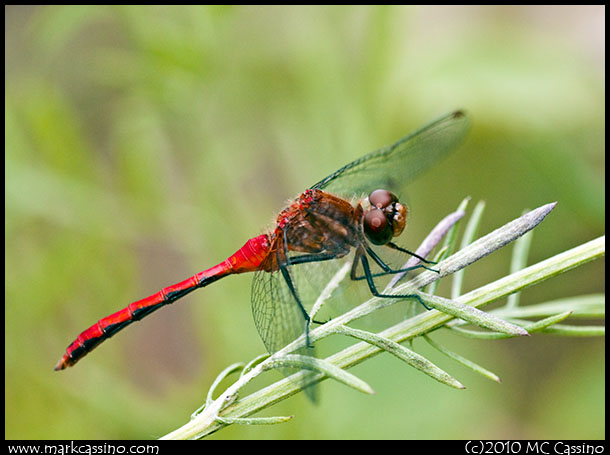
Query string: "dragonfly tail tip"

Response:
xmin=54 ymin=355 xmax=71 ymax=371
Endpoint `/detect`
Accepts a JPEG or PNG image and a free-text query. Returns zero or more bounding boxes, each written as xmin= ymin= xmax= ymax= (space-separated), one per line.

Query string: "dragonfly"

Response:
xmin=55 ymin=110 xmax=470 ymax=371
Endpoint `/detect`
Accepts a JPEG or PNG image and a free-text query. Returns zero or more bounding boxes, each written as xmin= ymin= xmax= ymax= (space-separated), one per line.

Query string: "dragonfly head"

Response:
xmin=363 ymin=189 xmax=407 ymax=245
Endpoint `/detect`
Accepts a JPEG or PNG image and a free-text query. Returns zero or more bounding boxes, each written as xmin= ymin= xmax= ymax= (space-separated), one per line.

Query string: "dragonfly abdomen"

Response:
xmin=54 ymin=235 xmax=272 ymax=370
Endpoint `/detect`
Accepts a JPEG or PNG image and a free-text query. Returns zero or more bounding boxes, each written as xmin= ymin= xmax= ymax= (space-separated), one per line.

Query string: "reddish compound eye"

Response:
xmin=363 ymin=209 xmax=393 ymax=245
xmin=364 ymin=189 xmax=407 ymax=244
xmin=368 ymin=189 xmax=397 ymax=209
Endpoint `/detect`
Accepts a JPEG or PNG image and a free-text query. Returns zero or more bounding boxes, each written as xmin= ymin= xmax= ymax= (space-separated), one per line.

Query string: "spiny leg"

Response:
xmin=349 ymin=244 xmax=438 ymax=282
xmin=276 ymin=240 xmax=314 ymax=347
xmin=365 ymin=244 xmax=439 ymax=274
xmin=386 ymin=242 xmax=438 ymax=265
xmin=279 ymin=254 xmax=338 ymax=326
xmin=357 ymin=249 xmax=432 ymax=311
xmin=351 ymin=264 xmax=430 ymax=281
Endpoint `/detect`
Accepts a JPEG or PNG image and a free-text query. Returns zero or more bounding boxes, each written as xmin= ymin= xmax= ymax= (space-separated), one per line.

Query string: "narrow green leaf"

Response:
xmin=506 ymin=222 xmax=534 ymax=308
xmin=427 ymin=197 xmax=470 ymax=295
xmin=241 ymin=354 xmax=270 ymax=377
xmin=192 ymin=362 xmax=243 ymax=418
xmin=418 ymin=292 xmax=529 ymax=337
xmin=452 ymin=200 xmax=486 ymax=299
xmin=507 ymin=313 xmax=604 ymax=337
xmin=334 ymin=325 xmax=465 ymax=389
xmin=426 ymin=245 xmax=449 ymax=296
xmin=423 ymin=335 xmax=501 ymax=383
xmin=207 ymin=363 xmax=244 ymax=406
xmin=216 ymin=415 xmax=293 ymax=426
xmin=450 ymin=311 xmax=573 ymax=339
xmin=538 ymin=325 xmax=605 ymax=337
xmin=310 ymin=260 xmax=352 ymax=321
xmin=492 ymin=294 xmax=605 ymax=319
xmin=267 ymin=354 xmax=375 ymax=395
xmin=438 ymin=196 xmax=471 ymax=258
xmin=434 ymin=203 xmax=558 ymax=282
xmin=511 ymin=311 xmax=574 ymax=333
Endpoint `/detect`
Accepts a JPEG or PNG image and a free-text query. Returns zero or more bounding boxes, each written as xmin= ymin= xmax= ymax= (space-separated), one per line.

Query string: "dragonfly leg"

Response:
xmin=275 ymin=240 xmax=316 ymax=347
xmin=277 ymin=265 xmax=310 ymax=323
xmin=358 ymin=249 xmax=432 ymax=310
xmin=386 ymin=242 xmax=437 ymax=265
xmin=351 ymin=264 xmax=430 ymax=281
xmin=366 ymin=244 xmax=439 ymax=274
xmin=350 ymin=244 xmax=437 ymax=282
xmin=285 ymin=252 xmax=342 ymax=266
xmin=278 ymin=264 xmax=315 ymax=347
xmin=283 ymin=252 xmax=349 ymax=325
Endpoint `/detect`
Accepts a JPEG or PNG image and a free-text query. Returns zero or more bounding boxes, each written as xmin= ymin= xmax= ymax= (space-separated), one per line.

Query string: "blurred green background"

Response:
xmin=5 ymin=5 xmax=604 ymax=439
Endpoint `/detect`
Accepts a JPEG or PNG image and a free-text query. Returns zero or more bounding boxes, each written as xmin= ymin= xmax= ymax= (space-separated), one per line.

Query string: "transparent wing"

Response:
xmin=251 ymin=265 xmax=309 ymax=356
xmin=251 ymin=245 xmax=358 ymax=355
xmin=251 ymin=257 xmax=318 ymax=400
xmin=311 ymin=110 xmax=470 ymax=199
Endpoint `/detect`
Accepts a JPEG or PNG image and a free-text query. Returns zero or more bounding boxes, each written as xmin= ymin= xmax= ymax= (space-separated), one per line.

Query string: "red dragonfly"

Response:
xmin=55 ymin=110 xmax=470 ymax=371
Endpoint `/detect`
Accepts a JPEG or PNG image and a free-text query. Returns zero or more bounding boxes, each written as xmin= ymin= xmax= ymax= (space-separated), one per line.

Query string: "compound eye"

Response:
xmin=368 ymin=189 xmax=397 ymax=209
xmin=363 ymin=209 xmax=393 ymax=245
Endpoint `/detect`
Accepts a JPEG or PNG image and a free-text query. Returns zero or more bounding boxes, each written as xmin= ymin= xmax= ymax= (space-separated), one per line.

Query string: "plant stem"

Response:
xmin=161 ymin=205 xmax=604 ymax=440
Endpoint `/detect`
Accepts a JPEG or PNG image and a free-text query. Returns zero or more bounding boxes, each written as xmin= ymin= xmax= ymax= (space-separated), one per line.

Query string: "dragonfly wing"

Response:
xmin=311 ymin=110 xmax=470 ymax=199
xmin=251 ymin=266 xmax=309 ymax=355
xmin=251 ymin=260 xmax=319 ymax=401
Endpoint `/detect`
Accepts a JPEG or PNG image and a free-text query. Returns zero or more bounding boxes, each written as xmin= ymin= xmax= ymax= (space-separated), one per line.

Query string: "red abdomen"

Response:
xmin=55 ymin=234 xmax=271 ymax=370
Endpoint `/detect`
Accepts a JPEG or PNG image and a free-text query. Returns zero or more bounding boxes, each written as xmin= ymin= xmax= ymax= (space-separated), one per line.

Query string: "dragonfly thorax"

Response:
xmin=362 ymin=189 xmax=407 ymax=245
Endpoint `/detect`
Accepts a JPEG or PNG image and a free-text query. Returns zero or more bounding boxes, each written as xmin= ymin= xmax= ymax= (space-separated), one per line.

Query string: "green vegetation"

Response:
xmin=5 ymin=6 xmax=604 ymax=439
